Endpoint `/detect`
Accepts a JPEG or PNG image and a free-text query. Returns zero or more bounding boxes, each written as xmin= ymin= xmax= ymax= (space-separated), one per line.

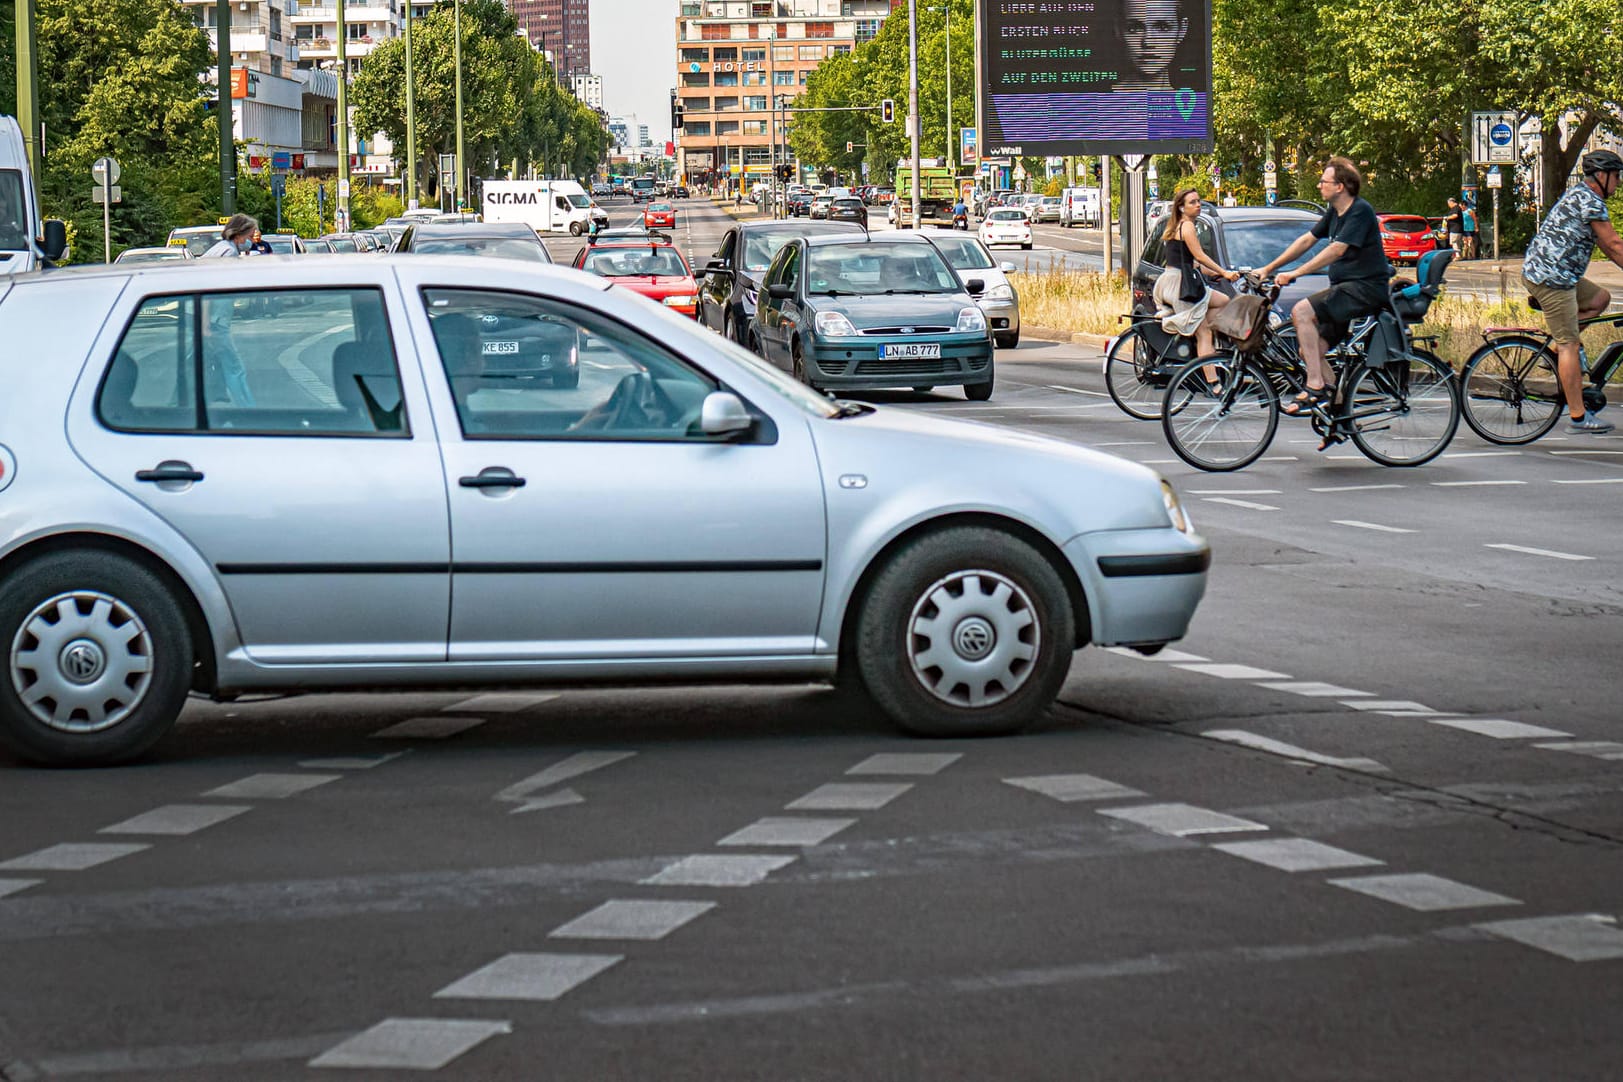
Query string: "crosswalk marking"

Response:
xmin=201 ymin=774 xmax=339 ymax=800
xmin=434 ymin=952 xmax=622 ymax=1002
xmin=1327 ymin=873 xmax=1519 ymax=912
xmin=309 ymin=1018 xmax=511 ymax=1070
xmin=716 ymin=817 xmax=856 ymax=847
xmin=371 ymin=716 xmax=487 ymax=740
xmin=0 ymin=842 xmax=149 ymax=872
xmin=1173 ymin=663 xmax=1291 ymax=680
xmin=1476 ymin=915 xmax=1623 ymax=962
xmin=0 ymin=878 xmax=41 ymax=899
xmin=1210 ymin=838 xmax=1384 ymax=873
xmin=1428 ymin=718 xmax=1571 ymax=740
xmin=1255 ymin=681 xmax=1372 ymax=698
xmin=549 ymin=900 xmax=716 ymax=941
xmin=641 ymin=854 xmax=797 ymax=887
xmin=1003 ymin=774 xmax=1146 ymax=803
xmin=1098 ymin=803 xmax=1268 ymax=837
xmin=846 ymin=753 xmax=961 ymax=776
xmin=787 ymin=782 xmax=913 ymax=811
xmin=100 ymin=804 xmax=252 ymax=836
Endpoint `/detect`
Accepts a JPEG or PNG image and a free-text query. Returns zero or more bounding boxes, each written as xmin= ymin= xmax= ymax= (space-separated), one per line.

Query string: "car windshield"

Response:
xmin=172 ymin=230 xmax=218 ymax=256
xmin=1383 ymin=217 xmax=1429 ymax=234
xmin=581 ymin=247 xmax=689 ymax=277
xmin=833 ymin=199 xmax=863 ymax=209
xmin=0 ymin=170 xmax=27 ymax=250
xmin=649 ymin=204 xmax=672 ymax=212
xmin=413 ymin=237 xmax=547 ymax=261
xmin=263 ymin=236 xmax=299 ymax=252
xmin=928 ymin=236 xmax=995 ymax=270
xmin=987 ymin=209 xmax=1027 ymax=221
xmin=805 ymin=243 xmax=960 ymax=294
xmin=567 ymin=194 xmax=591 ymax=208
xmin=742 ymin=227 xmax=821 ymax=273
xmin=328 ymin=237 xmax=359 ymax=253
xmin=116 ymin=250 xmax=185 ymax=264
xmin=1223 ymin=220 xmax=1330 ymax=274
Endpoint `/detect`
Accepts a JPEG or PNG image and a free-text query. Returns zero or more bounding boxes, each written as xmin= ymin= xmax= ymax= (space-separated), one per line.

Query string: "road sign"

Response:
xmin=1264 ymin=170 xmax=1278 ymax=188
xmin=271 ymin=151 xmax=292 ymax=170
xmin=1472 ymin=111 xmax=1517 ymax=165
xmin=338 ymin=178 xmax=351 ymax=199
xmin=1120 ymin=154 xmax=1147 ymax=171
xmin=92 ymin=157 xmax=120 ymax=185
xmin=91 ymin=184 xmax=121 ymax=204
xmin=1487 ymin=166 xmax=1503 ymax=189
xmin=1263 ymin=159 xmax=1276 ymax=173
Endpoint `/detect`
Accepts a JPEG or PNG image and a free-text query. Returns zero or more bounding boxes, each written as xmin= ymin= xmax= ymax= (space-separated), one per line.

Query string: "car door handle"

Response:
xmin=135 ymin=462 xmax=204 ymax=484
xmin=459 ymin=469 xmax=527 ymax=489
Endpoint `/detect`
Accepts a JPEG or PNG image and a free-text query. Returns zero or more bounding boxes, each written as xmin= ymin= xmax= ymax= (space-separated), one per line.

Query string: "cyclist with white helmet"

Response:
xmin=1522 ymin=149 xmax=1623 ymax=434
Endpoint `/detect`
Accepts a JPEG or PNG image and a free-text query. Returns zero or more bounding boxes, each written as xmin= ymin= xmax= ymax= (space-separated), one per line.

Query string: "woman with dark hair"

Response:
xmin=1116 ymin=0 xmax=1189 ymax=91
xmin=1154 ymin=189 xmax=1240 ymax=367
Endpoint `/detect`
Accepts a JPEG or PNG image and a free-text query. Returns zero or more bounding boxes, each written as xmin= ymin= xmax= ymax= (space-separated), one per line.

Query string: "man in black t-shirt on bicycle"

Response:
xmin=1258 ymin=157 xmax=1392 ymax=416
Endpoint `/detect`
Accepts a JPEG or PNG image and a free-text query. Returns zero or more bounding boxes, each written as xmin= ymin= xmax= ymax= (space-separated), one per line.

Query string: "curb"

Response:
xmin=1021 ymin=324 xmax=1113 ymax=350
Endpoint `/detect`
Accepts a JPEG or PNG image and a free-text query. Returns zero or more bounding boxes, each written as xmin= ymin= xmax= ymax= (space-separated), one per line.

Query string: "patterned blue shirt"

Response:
xmin=1523 ymin=184 xmax=1610 ymax=289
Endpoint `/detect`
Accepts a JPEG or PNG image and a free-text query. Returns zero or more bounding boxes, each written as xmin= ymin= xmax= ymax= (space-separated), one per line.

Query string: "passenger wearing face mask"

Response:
xmin=202 ymin=213 xmax=260 ymax=257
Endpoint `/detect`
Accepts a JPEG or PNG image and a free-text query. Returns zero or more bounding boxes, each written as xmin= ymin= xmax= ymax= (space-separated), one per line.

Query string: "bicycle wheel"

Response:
xmin=1104 ymin=326 xmax=1190 ymax=420
xmin=1459 ymin=337 xmax=1562 ymax=444
xmin=1346 ymin=349 xmax=1460 ymax=467
xmin=1161 ymin=352 xmax=1279 ymax=471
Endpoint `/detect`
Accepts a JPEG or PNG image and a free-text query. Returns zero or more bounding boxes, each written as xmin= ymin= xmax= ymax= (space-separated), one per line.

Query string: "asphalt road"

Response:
xmin=2 ymin=197 xmax=1620 ymax=1081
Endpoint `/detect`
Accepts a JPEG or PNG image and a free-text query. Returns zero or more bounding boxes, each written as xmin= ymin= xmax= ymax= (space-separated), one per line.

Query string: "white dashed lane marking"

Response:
xmin=641 ymin=854 xmax=798 ymax=887
xmin=99 ymin=804 xmax=252 ymax=836
xmin=299 ymin=752 xmax=407 ymax=770
xmin=370 ymin=716 xmax=487 ymax=740
xmin=442 ymin=692 xmax=559 ymax=713
xmin=1444 ymin=450 xmax=1523 ymax=458
xmin=1428 ymin=718 xmax=1571 ymax=740
xmin=434 ymin=952 xmax=623 ymax=1002
xmin=846 ymin=753 xmax=961 ymax=775
xmin=1202 ymin=729 xmax=1389 ymax=773
xmin=1309 ymin=483 xmax=1405 ymax=492
xmin=1203 ymin=497 xmax=1279 ymax=511
xmin=1003 ymin=774 xmax=1147 ymax=803
xmin=1485 ymin=543 xmax=1593 ymax=561
xmin=716 ymin=817 xmax=856 ymax=847
xmin=1098 ymin=803 xmax=1268 ymax=837
xmin=1476 ymin=915 xmax=1623 ymax=962
xmin=201 ymin=773 xmax=340 ymax=800
xmin=1553 ymin=477 xmax=1623 ymax=484
xmin=1431 ymin=479 xmax=1526 ymax=487
xmin=1327 ymin=873 xmax=1520 ymax=912
xmin=1255 ymin=681 xmax=1372 ymax=698
xmin=1210 ymin=839 xmax=1385 ymax=873
xmin=0 ymin=878 xmax=41 ymax=898
xmin=549 ymin=900 xmax=716 ymax=941
xmin=1173 ymin=663 xmax=1291 ymax=680
xmin=786 ymin=782 xmax=913 ymax=811
xmin=1333 ymin=520 xmax=1417 ymax=534
xmin=1186 ymin=489 xmax=1281 ymax=495
xmin=1343 ymin=700 xmax=1449 ymax=715
xmin=309 ymin=1018 xmax=511 ymax=1071
xmin=0 ymin=842 xmax=150 ymax=872
xmin=1533 ymin=741 xmax=1623 ymax=761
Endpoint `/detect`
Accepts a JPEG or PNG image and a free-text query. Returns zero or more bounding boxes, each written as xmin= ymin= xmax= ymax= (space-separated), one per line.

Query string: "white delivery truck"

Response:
xmin=1 ymin=116 xmax=68 ymax=273
xmin=482 ymin=179 xmax=605 ymax=236
xmin=1059 ymin=186 xmax=1102 ymax=228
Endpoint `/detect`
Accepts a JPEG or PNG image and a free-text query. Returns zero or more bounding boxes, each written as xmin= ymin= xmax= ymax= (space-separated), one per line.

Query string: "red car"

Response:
xmin=573 ymin=237 xmax=700 ymax=318
xmin=643 ymin=202 xmax=677 ymax=229
xmin=1377 ymin=213 xmax=1438 ymax=266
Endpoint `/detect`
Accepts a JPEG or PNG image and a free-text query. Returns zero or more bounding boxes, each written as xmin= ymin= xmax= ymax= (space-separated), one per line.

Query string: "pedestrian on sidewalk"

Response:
xmin=1461 ymin=201 xmax=1479 ymax=260
xmin=202 ymin=214 xmax=258 ymax=257
xmin=1444 ymin=198 xmax=1464 ymax=255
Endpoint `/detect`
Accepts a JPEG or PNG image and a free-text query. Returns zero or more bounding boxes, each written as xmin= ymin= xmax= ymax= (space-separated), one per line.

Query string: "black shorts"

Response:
xmin=1307 ymin=278 xmax=1389 ymax=350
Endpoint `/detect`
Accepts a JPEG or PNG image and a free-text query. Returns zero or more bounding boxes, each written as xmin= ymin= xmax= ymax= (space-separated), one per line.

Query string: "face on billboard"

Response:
xmin=980 ymin=0 xmax=1213 ymax=157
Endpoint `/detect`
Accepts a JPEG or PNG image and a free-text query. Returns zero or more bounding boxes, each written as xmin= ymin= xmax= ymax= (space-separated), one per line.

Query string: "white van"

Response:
xmin=482 ymin=179 xmax=604 ymax=236
xmin=1 ymin=116 xmax=67 ymax=273
xmin=1059 ymin=186 xmax=1102 ymax=228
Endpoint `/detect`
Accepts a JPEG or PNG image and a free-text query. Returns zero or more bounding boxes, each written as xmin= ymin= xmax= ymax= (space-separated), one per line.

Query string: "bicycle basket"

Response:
xmin=1362 ymin=310 xmax=1409 ymax=368
xmin=1211 ymin=294 xmax=1269 ymax=352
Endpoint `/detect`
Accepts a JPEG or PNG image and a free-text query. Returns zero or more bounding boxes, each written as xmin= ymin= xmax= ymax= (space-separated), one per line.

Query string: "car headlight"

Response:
xmin=982 ymin=283 xmax=1015 ymax=301
xmin=814 ymin=310 xmax=859 ymax=337
xmin=663 ymin=295 xmax=698 ymax=306
xmin=955 ymin=306 xmax=987 ymax=333
xmin=1161 ymin=480 xmax=1192 ymax=534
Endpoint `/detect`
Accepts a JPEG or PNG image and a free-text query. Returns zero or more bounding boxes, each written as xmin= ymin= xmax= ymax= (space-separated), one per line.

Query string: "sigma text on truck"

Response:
xmin=1 ymin=117 xmax=68 ymax=273
xmin=481 ymin=179 xmax=606 ymax=236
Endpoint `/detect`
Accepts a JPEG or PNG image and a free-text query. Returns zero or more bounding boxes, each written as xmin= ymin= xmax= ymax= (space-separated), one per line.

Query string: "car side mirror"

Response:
xmin=39 ymin=219 xmax=68 ymax=262
xmin=767 ymin=282 xmax=794 ymax=299
xmin=999 ymin=261 xmax=1017 ymax=274
xmin=965 ymin=278 xmax=985 ymax=294
xmin=705 ymin=259 xmax=729 ymax=275
xmin=700 ymin=391 xmax=754 ymax=438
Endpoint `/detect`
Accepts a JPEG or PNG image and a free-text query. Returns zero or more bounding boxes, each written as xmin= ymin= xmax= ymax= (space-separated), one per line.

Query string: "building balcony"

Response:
xmin=291 ymin=3 xmax=395 ymax=21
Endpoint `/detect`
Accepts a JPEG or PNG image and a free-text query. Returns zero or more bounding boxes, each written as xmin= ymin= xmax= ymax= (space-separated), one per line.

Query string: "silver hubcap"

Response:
xmin=10 ymin=591 xmax=154 ymax=733
xmin=908 ymin=570 xmax=1040 ymax=708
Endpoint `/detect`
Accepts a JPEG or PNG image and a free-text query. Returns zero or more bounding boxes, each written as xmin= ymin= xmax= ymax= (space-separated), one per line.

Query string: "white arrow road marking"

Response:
xmin=1203 ymin=729 xmax=1389 ymax=773
xmin=494 ymin=751 xmax=636 ymax=813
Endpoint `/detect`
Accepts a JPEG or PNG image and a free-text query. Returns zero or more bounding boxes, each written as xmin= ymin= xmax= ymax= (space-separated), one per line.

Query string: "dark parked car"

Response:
xmin=787 ymin=191 xmax=815 ymax=217
xmin=826 ymin=196 xmax=868 ymax=228
xmin=697 ymin=219 xmax=865 ymax=348
xmin=751 ymin=232 xmax=995 ymax=399
xmin=394 ymin=221 xmax=553 ymax=263
xmin=1133 ymin=204 xmax=1331 ymax=323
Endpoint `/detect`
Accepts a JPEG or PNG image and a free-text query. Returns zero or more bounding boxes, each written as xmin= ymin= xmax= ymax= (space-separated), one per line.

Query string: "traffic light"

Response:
xmin=670 ymin=91 xmax=683 ymax=132
xmin=846 ymin=141 xmax=853 ymax=153
xmin=880 ymin=99 xmax=895 ymax=123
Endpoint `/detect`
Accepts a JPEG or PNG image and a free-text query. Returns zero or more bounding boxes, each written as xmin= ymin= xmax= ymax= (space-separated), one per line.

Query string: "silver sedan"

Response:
xmin=0 ymin=257 xmax=1208 ymax=765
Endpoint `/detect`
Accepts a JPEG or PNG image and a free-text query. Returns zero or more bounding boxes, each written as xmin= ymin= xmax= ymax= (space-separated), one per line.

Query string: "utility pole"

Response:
xmin=941 ymin=2 xmax=953 ymax=174
xmin=907 ymin=0 xmax=921 ymax=230
xmin=217 ymin=0 xmax=235 ymax=213
xmin=454 ymin=0 xmax=466 ymax=210
xmin=14 ymin=0 xmax=42 ymax=192
xmin=335 ymin=0 xmax=350 ymax=229
xmin=404 ymin=0 xmax=417 ymax=208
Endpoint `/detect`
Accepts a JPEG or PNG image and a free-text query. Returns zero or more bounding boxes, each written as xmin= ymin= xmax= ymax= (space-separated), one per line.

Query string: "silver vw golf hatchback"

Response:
xmin=0 ymin=257 xmax=1208 ymax=765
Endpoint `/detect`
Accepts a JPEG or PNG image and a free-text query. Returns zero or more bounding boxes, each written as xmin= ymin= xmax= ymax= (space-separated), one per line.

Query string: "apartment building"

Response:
xmin=674 ymin=0 xmax=892 ymax=187
xmin=182 ymin=0 xmax=301 ymax=77
xmin=510 ymin=0 xmax=591 ymax=76
xmin=570 ymin=73 xmax=605 ymax=113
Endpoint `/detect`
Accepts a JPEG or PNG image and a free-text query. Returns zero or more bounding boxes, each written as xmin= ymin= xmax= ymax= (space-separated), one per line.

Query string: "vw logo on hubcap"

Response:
xmin=952 ymin=617 xmax=996 ymax=661
xmin=59 ymin=639 xmax=107 ymax=685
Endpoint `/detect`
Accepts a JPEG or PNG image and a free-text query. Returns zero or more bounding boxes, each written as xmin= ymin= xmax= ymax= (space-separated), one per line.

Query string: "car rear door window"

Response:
xmin=98 ymin=289 xmax=407 ymax=436
xmin=422 ymin=288 xmax=718 ymax=441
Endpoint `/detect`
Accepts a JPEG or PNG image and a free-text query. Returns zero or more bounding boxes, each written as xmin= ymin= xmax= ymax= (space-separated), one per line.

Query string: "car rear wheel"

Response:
xmin=855 ymin=527 xmax=1075 ymax=738
xmin=0 ymin=551 xmax=193 ymax=766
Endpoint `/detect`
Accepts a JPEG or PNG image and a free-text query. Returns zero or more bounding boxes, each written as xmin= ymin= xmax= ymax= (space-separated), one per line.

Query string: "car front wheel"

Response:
xmin=0 ymin=551 xmax=194 ymax=766
xmin=856 ymin=527 xmax=1075 ymax=738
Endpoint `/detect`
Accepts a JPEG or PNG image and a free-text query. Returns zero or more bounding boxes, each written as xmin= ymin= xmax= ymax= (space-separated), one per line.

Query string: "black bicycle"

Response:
xmin=1102 ymin=312 xmax=1206 ymax=419
xmin=1160 ymin=258 xmax=1461 ymax=471
xmin=1458 ymin=304 xmax=1623 ymax=444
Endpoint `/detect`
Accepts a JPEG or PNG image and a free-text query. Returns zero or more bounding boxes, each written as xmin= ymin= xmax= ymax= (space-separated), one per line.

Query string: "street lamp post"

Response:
xmin=453 ymin=0 xmax=465 ymax=210
xmin=766 ymin=29 xmax=778 ymax=220
xmin=404 ymin=0 xmax=417 ymax=208
xmin=932 ymin=3 xmax=953 ymax=173
xmin=907 ymin=0 xmax=921 ymax=230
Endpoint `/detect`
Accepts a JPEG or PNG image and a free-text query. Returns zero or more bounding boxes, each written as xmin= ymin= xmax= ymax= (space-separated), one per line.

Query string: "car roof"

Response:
xmin=804 ymin=232 xmax=933 ymax=249
xmin=408 ymin=221 xmax=541 ymax=238
xmin=169 ymin=225 xmax=219 ymax=235
xmin=739 ymin=220 xmax=862 ymax=235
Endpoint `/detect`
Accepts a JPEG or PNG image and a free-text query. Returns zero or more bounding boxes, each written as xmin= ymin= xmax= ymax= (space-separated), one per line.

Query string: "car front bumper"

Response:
xmin=1064 ymin=527 xmax=1210 ymax=648
xmin=977 ymin=295 xmax=1020 ymax=336
xmin=804 ymin=335 xmax=994 ymax=388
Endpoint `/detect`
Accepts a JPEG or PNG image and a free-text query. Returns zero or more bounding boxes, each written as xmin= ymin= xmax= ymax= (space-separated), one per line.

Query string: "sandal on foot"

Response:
xmin=1281 ymin=385 xmax=1334 ymax=417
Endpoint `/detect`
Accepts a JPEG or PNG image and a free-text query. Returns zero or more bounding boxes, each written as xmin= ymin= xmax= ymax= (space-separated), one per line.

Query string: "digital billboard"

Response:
xmin=979 ymin=0 xmax=1214 ymax=157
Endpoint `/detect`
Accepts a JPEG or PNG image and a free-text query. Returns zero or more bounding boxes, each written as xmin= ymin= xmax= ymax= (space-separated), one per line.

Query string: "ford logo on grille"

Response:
xmin=901 ymin=326 xmax=915 ymax=334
